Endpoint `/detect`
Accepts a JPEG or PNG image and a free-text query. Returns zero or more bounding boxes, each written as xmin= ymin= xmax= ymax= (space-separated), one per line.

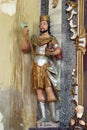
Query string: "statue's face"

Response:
xmin=75 ymin=106 xmax=84 ymax=118
xmin=39 ymin=20 xmax=48 ymax=33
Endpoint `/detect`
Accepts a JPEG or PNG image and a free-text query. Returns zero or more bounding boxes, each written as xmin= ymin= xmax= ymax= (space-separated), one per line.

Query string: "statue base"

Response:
xmin=36 ymin=121 xmax=59 ymax=128
xmin=29 ymin=127 xmax=68 ymax=130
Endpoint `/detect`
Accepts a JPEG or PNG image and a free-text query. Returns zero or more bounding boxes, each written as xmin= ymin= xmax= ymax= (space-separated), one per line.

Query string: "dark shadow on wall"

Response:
xmin=84 ymin=0 xmax=87 ymax=29
xmin=84 ymin=0 xmax=87 ymax=113
xmin=84 ymin=45 xmax=87 ymax=113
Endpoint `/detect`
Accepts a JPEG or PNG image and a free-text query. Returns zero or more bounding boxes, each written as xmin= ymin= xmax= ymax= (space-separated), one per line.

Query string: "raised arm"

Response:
xmin=21 ymin=26 xmax=30 ymax=53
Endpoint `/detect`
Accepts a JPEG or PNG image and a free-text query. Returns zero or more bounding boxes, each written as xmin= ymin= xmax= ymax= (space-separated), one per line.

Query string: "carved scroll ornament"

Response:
xmin=52 ymin=0 xmax=58 ymax=8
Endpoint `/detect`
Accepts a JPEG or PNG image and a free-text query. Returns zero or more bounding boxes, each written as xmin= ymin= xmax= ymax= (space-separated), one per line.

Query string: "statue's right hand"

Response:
xmin=79 ymin=120 xmax=85 ymax=126
xmin=23 ymin=26 xmax=29 ymax=37
xmin=70 ymin=119 xmax=75 ymax=126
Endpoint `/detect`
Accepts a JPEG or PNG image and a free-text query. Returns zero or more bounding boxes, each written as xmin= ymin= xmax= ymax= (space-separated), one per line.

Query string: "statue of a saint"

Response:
xmin=21 ymin=15 xmax=62 ymax=124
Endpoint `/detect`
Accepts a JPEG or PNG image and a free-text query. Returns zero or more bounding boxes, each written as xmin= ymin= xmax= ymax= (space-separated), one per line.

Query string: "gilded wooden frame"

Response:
xmin=76 ymin=0 xmax=86 ymax=105
xmin=66 ymin=0 xmax=86 ymax=105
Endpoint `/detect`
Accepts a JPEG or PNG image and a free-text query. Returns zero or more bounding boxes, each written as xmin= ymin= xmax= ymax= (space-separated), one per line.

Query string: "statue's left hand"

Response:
xmin=45 ymin=48 xmax=54 ymax=56
xmin=79 ymin=120 xmax=85 ymax=126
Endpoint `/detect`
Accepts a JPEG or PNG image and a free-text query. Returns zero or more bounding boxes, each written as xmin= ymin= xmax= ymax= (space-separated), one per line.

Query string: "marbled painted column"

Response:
xmin=41 ymin=0 xmax=49 ymax=15
xmin=59 ymin=0 xmax=76 ymax=128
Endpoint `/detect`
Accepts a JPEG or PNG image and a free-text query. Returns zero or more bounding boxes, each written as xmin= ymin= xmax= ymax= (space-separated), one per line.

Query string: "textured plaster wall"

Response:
xmin=0 ymin=0 xmax=40 ymax=130
xmin=0 ymin=10 xmax=15 ymax=130
xmin=0 ymin=13 xmax=14 ymax=88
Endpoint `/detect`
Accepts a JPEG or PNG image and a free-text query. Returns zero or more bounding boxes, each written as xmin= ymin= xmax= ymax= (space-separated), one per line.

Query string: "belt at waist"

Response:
xmin=35 ymin=53 xmax=46 ymax=56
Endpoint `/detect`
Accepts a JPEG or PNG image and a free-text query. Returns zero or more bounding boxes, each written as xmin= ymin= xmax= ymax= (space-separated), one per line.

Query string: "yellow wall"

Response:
xmin=0 ymin=0 xmax=40 ymax=130
xmin=0 ymin=0 xmax=40 ymax=89
xmin=0 ymin=13 xmax=14 ymax=88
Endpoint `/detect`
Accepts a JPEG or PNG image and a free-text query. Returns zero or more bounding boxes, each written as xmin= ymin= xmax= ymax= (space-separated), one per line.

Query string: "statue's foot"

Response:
xmin=37 ymin=117 xmax=47 ymax=124
xmin=51 ymin=117 xmax=59 ymax=123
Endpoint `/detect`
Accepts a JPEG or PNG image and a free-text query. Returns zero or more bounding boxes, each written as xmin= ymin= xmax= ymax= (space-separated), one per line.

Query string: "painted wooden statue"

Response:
xmin=21 ymin=15 xmax=62 ymax=124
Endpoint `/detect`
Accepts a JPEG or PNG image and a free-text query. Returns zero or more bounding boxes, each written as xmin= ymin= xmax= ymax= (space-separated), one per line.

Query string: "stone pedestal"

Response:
xmin=29 ymin=122 xmax=69 ymax=130
xmin=29 ymin=127 xmax=69 ymax=130
xmin=36 ymin=122 xmax=59 ymax=128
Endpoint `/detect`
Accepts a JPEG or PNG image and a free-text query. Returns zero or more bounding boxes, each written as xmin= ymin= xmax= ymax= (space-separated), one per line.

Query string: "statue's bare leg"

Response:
xmin=36 ymin=89 xmax=46 ymax=123
xmin=45 ymin=87 xmax=59 ymax=123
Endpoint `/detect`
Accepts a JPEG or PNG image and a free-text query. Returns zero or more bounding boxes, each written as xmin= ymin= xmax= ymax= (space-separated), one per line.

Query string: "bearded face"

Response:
xmin=39 ymin=20 xmax=49 ymax=34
